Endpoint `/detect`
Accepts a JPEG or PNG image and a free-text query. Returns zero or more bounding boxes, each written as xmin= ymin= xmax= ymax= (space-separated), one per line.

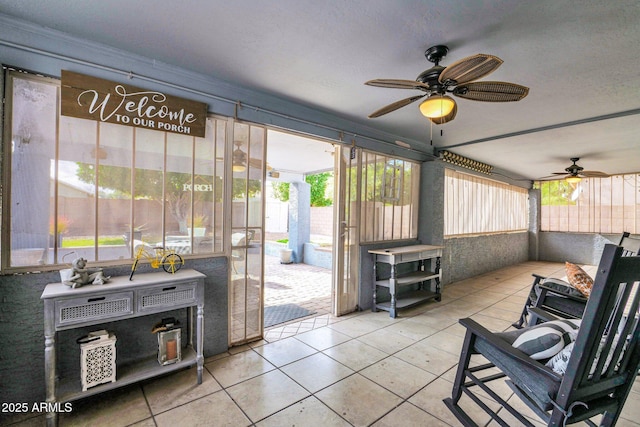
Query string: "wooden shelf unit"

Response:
xmin=369 ymin=244 xmax=443 ymax=318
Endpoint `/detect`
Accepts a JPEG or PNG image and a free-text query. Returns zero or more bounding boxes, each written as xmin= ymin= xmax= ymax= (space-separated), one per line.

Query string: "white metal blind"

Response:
xmin=538 ymin=174 xmax=640 ymax=233
xmin=444 ymin=169 xmax=529 ymax=236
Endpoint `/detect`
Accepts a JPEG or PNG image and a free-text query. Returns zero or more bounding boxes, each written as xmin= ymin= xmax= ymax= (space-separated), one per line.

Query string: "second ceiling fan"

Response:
xmin=365 ymin=45 xmax=529 ymax=124
xmin=548 ymin=157 xmax=609 ymax=183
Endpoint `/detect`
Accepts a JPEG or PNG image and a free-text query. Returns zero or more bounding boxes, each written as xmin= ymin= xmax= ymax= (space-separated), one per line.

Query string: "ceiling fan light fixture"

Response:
xmin=232 ymin=163 xmax=246 ymax=173
xmin=232 ymin=142 xmax=247 ymax=173
xmin=419 ymin=94 xmax=456 ymax=118
xmin=428 ymin=101 xmax=457 ymax=124
xmin=565 ymin=176 xmax=582 ymax=184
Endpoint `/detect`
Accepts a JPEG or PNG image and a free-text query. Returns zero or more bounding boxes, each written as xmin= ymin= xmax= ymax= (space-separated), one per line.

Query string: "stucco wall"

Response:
xmin=442 ymin=233 xmax=529 ymax=283
xmin=537 ymin=232 xmax=622 ymax=265
xmin=0 ymin=257 xmax=228 ymax=408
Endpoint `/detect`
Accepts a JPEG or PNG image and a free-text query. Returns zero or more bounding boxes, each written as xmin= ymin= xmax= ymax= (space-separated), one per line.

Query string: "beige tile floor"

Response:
xmin=10 ymin=260 xmax=640 ymax=426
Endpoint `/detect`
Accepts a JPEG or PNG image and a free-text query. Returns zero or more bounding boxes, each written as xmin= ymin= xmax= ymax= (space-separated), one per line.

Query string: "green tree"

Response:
xmin=536 ymin=180 xmax=577 ymax=205
xmin=271 ymin=181 xmax=289 ymax=202
xmin=306 ymin=172 xmax=333 ymax=207
xmin=232 ymin=178 xmax=262 ymax=200
xmin=76 ymin=163 xmax=224 ymax=231
xmin=271 ymin=172 xmax=333 ymax=207
xmin=359 ymin=159 xmax=414 ymax=204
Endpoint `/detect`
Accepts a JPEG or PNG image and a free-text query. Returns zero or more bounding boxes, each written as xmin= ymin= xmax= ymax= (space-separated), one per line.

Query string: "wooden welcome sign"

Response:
xmin=61 ymin=70 xmax=207 ymax=137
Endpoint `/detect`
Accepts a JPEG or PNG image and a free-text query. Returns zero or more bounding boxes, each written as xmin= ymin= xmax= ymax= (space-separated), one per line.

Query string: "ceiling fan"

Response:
xmin=365 ymin=45 xmax=529 ymax=124
xmin=230 ymin=141 xmax=271 ymax=173
xmin=548 ymin=157 xmax=609 ymax=183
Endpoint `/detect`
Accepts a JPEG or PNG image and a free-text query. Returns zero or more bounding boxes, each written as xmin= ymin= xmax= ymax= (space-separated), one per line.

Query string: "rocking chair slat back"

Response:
xmin=445 ymin=244 xmax=640 ymax=426
xmin=566 ymin=249 xmax=640 ymax=391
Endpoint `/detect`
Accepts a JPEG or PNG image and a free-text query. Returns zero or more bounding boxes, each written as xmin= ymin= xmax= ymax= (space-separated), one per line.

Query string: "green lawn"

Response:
xmin=61 ymin=236 xmax=126 ymax=247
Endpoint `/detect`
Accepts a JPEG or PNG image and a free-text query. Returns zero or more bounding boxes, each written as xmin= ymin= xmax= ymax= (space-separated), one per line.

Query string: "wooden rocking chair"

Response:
xmin=513 ymin=232 xmax=640 ymax=328
xmin=444 ymin=244 xmax=640 ymax=426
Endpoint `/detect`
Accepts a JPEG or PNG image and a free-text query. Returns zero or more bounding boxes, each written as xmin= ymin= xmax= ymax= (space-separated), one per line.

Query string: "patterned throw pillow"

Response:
xmin=497 ymin=319 xmax=581 ymax=360
xmin=546 ymin=342 xmax=575 ymax=375
xmin=565 ymin=262 xmax=594 ymax=297
xmin=547 ymin=333 xmax=624 ymax=376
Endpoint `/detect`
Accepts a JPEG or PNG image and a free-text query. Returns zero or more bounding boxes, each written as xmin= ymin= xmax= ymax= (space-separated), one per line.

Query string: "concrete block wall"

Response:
xmin=310 ymin=207 xmax=333 ymax=236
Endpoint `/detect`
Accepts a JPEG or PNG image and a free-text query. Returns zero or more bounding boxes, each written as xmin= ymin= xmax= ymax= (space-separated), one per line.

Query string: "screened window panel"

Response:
xmin=359 ymin=151 xmax=419 ymax=243
xmin=444 ymin=169 xmax=529 ymax=236
xmin=212 ymin=120 xmax=226 ymax=252
xmin=229 ymin=121 xmax=264 ymax=344
xmin=538 ymin=174 xmax=640 ymax=233
xmin=4 ymin=71 xmax=225 ymax=270
xmin=133 ymin=128 xmax=165 ymax=252
xmin=10 ymin=75 xmax=58 ymax=267
xmin=96 ymin=122 xmax=134 ymax=260
xmin=191 ymin=118 xmax=225 ymax=254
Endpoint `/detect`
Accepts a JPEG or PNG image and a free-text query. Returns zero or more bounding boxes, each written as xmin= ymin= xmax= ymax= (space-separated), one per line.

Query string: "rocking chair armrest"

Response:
xmin=527 ymin=307 xmax=562 ymax=323
xmin=537 ymin=283 xmax=588 ymax=302
xmin=531 ymin=273 xmax=546 ymax=285
xmin=458 ymin=317 xmax=562 ymax=380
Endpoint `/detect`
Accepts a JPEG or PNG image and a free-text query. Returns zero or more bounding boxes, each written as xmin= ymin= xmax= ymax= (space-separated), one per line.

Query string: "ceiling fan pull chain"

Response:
xmin=430 ymin=120 xmax=433 ymax=145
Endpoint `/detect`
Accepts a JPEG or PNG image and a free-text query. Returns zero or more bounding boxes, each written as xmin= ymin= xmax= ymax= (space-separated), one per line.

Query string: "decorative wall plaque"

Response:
xmin=61 ymin=70 xmax=207 ymax=137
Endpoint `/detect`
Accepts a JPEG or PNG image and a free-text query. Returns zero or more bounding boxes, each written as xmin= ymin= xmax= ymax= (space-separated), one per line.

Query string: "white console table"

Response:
xmin=369 ymin=244 xmax=443 ymax=318
xmin=41 ymin=269 xmax=205 ymax=426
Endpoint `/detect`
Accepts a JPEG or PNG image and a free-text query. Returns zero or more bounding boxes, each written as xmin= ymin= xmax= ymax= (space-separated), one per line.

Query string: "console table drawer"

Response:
xmin=55 ymin=291 xmax=134 ymax=327
xmin=399 ymin=252 xmax=421 ymax=262
xmin=137 ymin=282 xmax=198 ymax=312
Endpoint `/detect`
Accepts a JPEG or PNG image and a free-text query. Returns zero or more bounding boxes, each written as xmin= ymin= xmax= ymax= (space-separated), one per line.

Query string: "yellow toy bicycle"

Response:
xmin=129 ymin=243 xmax=184 ymax=280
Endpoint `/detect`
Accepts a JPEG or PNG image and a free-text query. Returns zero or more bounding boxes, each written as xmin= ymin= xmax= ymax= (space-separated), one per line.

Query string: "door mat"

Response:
xmin=264 ymin=303 xmax=316 ymax=328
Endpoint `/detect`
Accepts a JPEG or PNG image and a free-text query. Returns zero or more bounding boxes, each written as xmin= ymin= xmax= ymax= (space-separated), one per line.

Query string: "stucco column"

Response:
xmin=288 ymin=182 xmax=310 ymax=263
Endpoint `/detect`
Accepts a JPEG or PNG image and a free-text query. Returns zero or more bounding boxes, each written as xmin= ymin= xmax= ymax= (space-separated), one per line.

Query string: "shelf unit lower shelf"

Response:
xmin=375 ymin=270 xmax=439 ymax=288
xmin=57 ymin=347 xmax=197 ymax=402
xmin=369 ymin=244 xmax=444 ymax=318
xmin=373 ymin=289 xmax=441 ymax=313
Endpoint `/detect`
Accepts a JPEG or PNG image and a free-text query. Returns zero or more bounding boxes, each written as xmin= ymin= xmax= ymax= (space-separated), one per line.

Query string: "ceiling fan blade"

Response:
xmin=580 ymin=171 xmax=609 ymax=178
xmin=368 ymin=94 xmax=426 ymax=118
xmin=537 ymin=175 xmax=562 ymax=180
xmin=438 ymin=54 xmax=503 ymax=85
xmin=365 ymin=79 xmax=430 ymax=91
xmin=541 ymin=171 xmax=609 ymax=181
xmin=452 ymin=81 xmax=529 ymax=102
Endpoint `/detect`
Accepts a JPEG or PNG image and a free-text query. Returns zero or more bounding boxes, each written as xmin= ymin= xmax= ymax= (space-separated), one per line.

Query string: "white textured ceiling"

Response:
xmin=1 ymin=0 xmax=639 ymax=180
